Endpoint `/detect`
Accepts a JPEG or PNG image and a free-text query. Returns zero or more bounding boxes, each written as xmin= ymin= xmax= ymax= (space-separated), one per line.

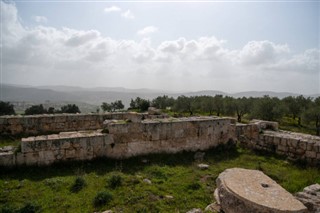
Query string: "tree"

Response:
xmin=251 ymin=96 xmax=285 ymax=121
xmin=151 ymin=95 xmax=175 ymax=110
xmin=129 ymin=97 xmax=150 ymax=112
xmin=173 ymin=96 xmax=196 ymax=115
xmin=213 ymin=95 xmax=224 ymax=116
xmin=303 ymin=97 xmax=320 ymax=136
xmin=25 ymin=104 xmax=47 ymax=115
xmin=48 ymin=107 xmax=55 ymax=114
xmin=101 ymin=102 xmax=112 ymax=112
xmin=200 ymin=96 xmax=215 ymax=115
xmin=111 ymin=100 xmax=124 ymax=112
xmin=0 ymin=101 xmax=15 ymax=116
xmin=223 ymin=96 xmax=236 ymax=116
xmin=60 ymin=104 xmax=81 ymax=113
xmin=234 ymin=97 xmax=252 ymax=122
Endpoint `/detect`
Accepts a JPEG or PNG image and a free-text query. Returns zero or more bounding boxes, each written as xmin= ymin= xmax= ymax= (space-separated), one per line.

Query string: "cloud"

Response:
xmin=238 ymin=40 xmax=290 ymax=66
xmin=121 ymin=10 xmax=135 ymax=19
xmin=1 ymin=1 xmax=319 ymax=94
xmin=32 ymin=15 xmax=48 ymax=23
xmin=137 ymin=26 xmax=158 ymax=36
xmin=104 ymin=6 xmax=121 ymax=13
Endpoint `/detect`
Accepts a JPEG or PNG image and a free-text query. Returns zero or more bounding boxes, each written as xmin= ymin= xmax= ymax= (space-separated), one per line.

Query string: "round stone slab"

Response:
xmin=216 ymin=168 xmax=307 ymax=213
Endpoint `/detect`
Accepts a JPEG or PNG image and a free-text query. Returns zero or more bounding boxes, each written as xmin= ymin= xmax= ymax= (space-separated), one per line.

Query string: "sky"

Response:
xmin=1 ymin=0 xmax=319 ymax=94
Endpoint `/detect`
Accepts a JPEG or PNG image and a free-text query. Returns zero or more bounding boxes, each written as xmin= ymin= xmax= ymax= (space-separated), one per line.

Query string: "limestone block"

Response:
xmin=53 ymin=149 xmax=65 ymax=160
xmin=277 ymin=145 xmax=288 ymax=152
xmin=298 ymin=141 xmax=307 ymax=150
xmin=305 ymin=151 xmax=316 ymax=159
xmin=216 ymin=168 xmax=307 ymax=213
xmin=288 ymin=139 xmax=299 ymax=148
xmin=0 ymin=152 xmax=15 ymax=166
xmin=38 ymin=150 xmax=55 ymax=163
xmin=295 ymin=184 xmax=320 ymax=213
xmin=15 ymin=153 xmax=25 ymax=165
xmin=307 ymin=142 xmax=314 ymax=151
xmin=280 ymin=138 xmax=287 ymax=146
xmin=65 ymin=149 xmax=76 ymax=159
xmin=25 ymin=152 xmax=39 ymax=165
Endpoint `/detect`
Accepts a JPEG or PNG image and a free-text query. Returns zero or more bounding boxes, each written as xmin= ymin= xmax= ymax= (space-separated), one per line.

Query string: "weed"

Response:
xmin=70 ymin=176 xmax=86 ymax=193
xmin=93 ymin=191 xmax=113 ymax=207
xmin=19 ymin=202 xmax=41 ymax=213
xmin=108 ymin=174 xmax=122 ymax=189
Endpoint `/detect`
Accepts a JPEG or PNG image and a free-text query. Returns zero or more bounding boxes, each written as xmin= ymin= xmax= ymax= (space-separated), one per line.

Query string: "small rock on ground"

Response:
xmin=143 ymin=178 xmax=152 ymax=184
xmin=205 ymin=203 xmax=221 ymax=212
xmin=186 ymin=208 xmax=202 ymax=213
xmin=197 ymin=163 xmax=209 ymax=170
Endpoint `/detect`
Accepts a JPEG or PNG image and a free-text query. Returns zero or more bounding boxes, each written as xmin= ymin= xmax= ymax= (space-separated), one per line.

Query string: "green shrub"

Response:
xmin=1 ymin=205 xmax=16 ymax=213
xmin=108 ymin=175 xmax=122 ymax=189
xmin=19 ymin=202 xmax=41 ymax=213
xmin=70 ymin=176 xmax=86 ymax=193
xmin=93 ymin=191 xmax=113 ymax=207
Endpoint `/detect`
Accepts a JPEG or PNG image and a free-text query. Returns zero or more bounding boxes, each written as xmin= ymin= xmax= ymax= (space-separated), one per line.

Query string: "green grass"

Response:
xmin=279 ymin=116 xmax=316 ymax=135
xmin=0 ymin=137 xmax=20 ymax=148
xmin=1 ymin=146 xmax=319 ymax=213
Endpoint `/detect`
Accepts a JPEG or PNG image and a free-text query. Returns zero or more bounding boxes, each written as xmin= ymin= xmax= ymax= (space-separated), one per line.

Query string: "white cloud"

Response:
xmin=137 ymin=26 xmax=158 ymax=36
xmin=32 ymin=15 xmax=48 ymax=23
xmin=121 ymin=10 xmax=135 ymax=19
xmin=2 ymin=1 xmax=319 ymax=94
xmin=104 ymin=6 xmax=121 ymax=13
xmin=238 ymin=40 xmax=290 ymax=66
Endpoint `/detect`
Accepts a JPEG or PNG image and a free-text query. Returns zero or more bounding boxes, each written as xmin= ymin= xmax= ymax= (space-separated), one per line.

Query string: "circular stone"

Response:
xmin=216 ymin=168 xmax=307 ymax=213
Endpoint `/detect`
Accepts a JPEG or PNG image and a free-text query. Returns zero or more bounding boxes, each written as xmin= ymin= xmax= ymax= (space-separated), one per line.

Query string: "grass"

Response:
xmin=279 ymin=116 xmax=316 ymax=135
xmin=0 ymin=137 xmax=20 ymax=148
xmin=1 ymin=146 xmax=319 ymax=213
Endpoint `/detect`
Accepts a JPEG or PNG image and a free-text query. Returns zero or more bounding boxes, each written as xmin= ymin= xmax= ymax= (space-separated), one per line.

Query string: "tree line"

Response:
xmin=1 ymin=94 xmax=319 ymax=135
xmin=0 ymin=103 xmax=81 ymax=115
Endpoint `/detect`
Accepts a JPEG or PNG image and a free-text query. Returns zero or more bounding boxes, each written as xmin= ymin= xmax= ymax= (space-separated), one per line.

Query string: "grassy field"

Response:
xmin=1 ymin=146 xmax=319 ymax=213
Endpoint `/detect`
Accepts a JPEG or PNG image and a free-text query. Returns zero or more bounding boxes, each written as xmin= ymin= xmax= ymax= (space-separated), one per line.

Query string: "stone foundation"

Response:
xmin=0 ymin=112 xmax=168 ymax=136
xmin=0 ymin=116 xmax=235 ymax=166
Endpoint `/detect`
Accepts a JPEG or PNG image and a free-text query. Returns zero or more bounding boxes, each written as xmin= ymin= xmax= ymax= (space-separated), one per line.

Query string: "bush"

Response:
xmin=19 ymin=202 xmax=41 ymax=213
xmin=70 ymin=176 xmax=86 ymax=193
xmin=0 ymin=101 xmax=15 ymax=116
xmin=108 ymin=175 xmax=122 ymax=189
xmin=93 ymin=191 xmax=113 ymax=207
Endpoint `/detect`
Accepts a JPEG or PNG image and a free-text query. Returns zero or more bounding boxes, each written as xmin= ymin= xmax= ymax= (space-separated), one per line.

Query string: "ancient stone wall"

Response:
xmin=0 ymin=113 xmax=167 ymax=136
xmin=237 ymin=121 xmax=320 ymax=165
xmin=0 ymin=117 xmax=235 ymax=166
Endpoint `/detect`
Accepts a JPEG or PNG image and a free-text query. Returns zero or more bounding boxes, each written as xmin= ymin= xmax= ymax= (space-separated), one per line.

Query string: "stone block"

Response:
xmin=305 ymin=151 xmax=316 ymax=159
xmin=25 ymin=152 xmax=39 ymax=165
xmin=216 ymin=168 xmax=307 ymax=213
xmin=0 ymin=152 xmax=15 ymax=166
xmin=65 ymin=149 xmax=76 ymax=159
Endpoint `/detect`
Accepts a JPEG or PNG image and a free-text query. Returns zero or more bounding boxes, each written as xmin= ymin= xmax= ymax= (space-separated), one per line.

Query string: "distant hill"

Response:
xmin=1 ymin=84 xmax=319 ymax=109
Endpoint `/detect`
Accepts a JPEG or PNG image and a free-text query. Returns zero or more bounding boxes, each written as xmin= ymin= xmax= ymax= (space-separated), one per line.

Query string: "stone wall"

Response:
xmin=0 ymin=116 xmax=235 ymax=166
xmin=237 ymin=121 xmax=320 ymax=165
xmin=0 ymin=113 xmax=168 ymax=136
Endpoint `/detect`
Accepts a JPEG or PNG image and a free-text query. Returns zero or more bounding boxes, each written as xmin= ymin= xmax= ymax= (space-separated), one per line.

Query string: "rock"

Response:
xmin=216 ymin=168 xmax=307 ymax=213
xmin=295 ymin=184 xmax=320 ymax=213
xmin=197 ymin=163 xmax=209 ymax=170
xmin=143 ymin=178 xmax=152 ymax=184
xmin=204 ymin=203 xmax=221 ymax=212
xmin=165 ymin=195 xmax=174 ymax=199
xmin=141 ymin=159 xmax=149 ymax=163
xmin=186 ymin=208 xmax=202 ymax=213
xmin=148 ymin=107 xmax=161 ymax=115
xmin=102 ymin=211 xmax=113 ymax=213
xmin=194 ymin=152 xmax=205 ymax=162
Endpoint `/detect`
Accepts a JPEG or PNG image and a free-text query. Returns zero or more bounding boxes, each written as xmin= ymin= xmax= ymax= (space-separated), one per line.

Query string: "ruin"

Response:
xmin=0 ymin=112 xmax=319 ymax=167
